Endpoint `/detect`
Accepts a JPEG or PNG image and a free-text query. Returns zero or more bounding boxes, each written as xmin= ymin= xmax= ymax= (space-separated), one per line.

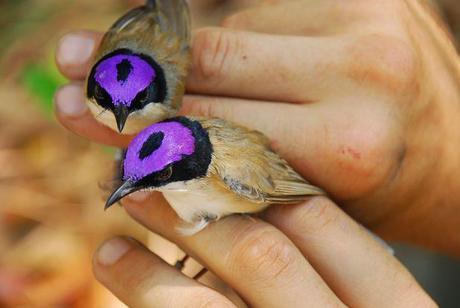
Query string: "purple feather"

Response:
xmin=123 ymin=121 xmax=196 ymax=180
xmin=94 ymin=54 xmax=156 ymax=107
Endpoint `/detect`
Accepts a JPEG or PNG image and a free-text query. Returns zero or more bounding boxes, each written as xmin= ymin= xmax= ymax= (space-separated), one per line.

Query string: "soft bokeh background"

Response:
xmin=0 ymin=0 xmax=459 ymax=307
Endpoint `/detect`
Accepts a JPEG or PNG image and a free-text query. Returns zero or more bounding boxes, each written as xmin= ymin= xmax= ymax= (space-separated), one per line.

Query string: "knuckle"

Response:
xmin=166 ymin=290 xmax=233 ymax=308
xmin=193 ymin=292 xmax=234 ymax=308
xmin=346 ymin=34 xmax=418 ymax=94
xmin=182 ymin=98 xmax=214 ymax=117
xmin=353 ymin=0 xmax=404 ymax=17
xmin=182 ymin=98 xmax=233 ymax=119
xmin=199 ymin=298 xmax=233 ymax=308
xmin=228 ymin=224 xmax=297 ymax=282
xmin=192 ymin=28 xmax=240 ymax=84
xmin=221 ymin=13 xmax=242 ymax=28
xmin=292 ymin=197 xmax=339 ymax=234
xmin=326 ymin=109 xmax=404 ymax=197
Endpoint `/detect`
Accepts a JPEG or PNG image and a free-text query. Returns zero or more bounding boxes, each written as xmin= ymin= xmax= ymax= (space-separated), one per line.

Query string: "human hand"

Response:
xmin=92 ymin=195 xmax=435 ymax=307
xmin=55 ymin=0 xmax=460 ymax=255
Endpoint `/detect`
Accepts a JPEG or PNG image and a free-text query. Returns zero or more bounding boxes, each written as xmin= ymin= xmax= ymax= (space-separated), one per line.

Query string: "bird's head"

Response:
xmin=105 ymin=117 xmax=213 ymax=209
xmin=87 ymin=49 xmax=167 ymax=132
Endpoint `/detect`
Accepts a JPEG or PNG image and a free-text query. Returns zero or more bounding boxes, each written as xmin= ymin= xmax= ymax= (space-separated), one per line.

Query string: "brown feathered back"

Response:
xmin=199 ymin=118 xmax=325 ymax=205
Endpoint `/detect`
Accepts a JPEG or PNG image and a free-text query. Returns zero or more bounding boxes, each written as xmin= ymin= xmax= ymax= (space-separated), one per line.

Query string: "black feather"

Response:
xmin=139 ymin=132 xmax=164 ymax=159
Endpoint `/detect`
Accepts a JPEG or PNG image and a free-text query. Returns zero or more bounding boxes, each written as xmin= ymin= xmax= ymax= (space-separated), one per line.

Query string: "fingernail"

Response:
xmin=127 ymin=191 xmax=150 ymax=203
xmin=57 ymin=33 xmax=95 ymax=65
xmin=97 ymin=237 xmax=133 ymax=266
xmin=55 ymin=84 xmax=88 ymax=117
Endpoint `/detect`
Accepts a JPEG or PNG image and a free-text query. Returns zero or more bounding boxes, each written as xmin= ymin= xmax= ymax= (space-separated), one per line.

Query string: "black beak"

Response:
xmin=105 ymin=180 xmax=139 ymax=210
xmin=113 ymin=105 xmax=129 ymax=133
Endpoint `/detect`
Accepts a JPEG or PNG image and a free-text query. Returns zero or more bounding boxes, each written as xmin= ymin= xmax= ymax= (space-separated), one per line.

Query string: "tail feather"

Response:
xmin=108 ymin=0 xmax=190 ymax=43
xmin=154 ymin=0 xmax=191 ymax=43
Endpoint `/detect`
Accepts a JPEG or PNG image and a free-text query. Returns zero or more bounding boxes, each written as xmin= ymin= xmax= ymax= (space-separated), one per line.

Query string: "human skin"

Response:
xmin=55 ymin=0 xmax=460 ymax=255
xmin=53 ymin=0 xmax=459 ymax=306
xmin=436 ymin=0 xmax=460 ymax=40
xmin=90 ymin=196 xmax=435 ymax=307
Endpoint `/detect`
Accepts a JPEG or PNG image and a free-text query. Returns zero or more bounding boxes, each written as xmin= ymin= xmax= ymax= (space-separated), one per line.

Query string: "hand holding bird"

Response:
xmin=53 ymin=0 xmax=460 ymax=306
xmin=55 ymin=0 xmax=460 ymax=261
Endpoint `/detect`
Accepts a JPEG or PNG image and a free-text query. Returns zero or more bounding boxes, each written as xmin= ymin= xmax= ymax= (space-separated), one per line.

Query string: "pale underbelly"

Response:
xmin=87 ymin=100 xmax=173 ymax=134
xmin=162 ymin=188 xmax=268 ymax=224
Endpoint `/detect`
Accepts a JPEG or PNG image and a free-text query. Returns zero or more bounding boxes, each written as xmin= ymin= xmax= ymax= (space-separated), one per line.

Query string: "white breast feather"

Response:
xmin=161 ymin=179 xmax=267 ymax=235
xmin=88 ymin=100 xmax=174 ymax=134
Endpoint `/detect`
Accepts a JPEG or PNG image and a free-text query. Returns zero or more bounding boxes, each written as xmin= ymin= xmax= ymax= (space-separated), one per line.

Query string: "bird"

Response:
xmin=105 ymin=116 xmax=325 ymax=235
xmin=86 ymin=0 xmax=191 ymax=134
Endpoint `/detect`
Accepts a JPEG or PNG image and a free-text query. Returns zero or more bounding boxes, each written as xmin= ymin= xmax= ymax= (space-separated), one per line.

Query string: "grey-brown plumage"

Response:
xmin=86 ymin=0 xmax=191 ymax=134
xmin=202 ymin=118 xmax=324 ymax=205
xmin=105 ymin=116 xmax=324 ymax=234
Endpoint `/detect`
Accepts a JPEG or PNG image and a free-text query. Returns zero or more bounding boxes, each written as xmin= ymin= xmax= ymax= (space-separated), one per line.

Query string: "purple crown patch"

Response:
xmin=123 ymin=121 xmax=196 ymax=180
xmin=94 ymin=54 xmax=156 ymax=107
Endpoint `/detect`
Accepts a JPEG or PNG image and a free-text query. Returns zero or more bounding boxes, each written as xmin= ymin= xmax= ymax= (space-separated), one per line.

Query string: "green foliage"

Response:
xmin=21 ymin=63 xmax=65 ymax=118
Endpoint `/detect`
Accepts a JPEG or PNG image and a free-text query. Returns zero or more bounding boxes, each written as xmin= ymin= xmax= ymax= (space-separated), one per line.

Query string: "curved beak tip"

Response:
xmin=104 ymin=180 xmax=137 ymax=211
xmin=104 ymin=193 xmax=121 ymax=211
xmin=104 ymin=200 xmax=116 ymax=211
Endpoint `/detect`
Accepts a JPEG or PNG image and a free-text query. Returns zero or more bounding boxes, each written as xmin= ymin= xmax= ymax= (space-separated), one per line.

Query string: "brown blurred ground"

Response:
xmin=0 ymin=0 xmax=458 ymax=307
xmin=0 ymin=1 xmax=256 ymax=306
xmin=0 ymin=2 xmax=149 ymax=306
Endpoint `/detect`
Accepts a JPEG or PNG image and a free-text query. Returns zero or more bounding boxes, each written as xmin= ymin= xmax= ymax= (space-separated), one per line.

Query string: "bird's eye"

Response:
xmin=156 ymin=166 xmax=173 ymax=182
xmin=94 ymin=84 xmax=105 ymax=101
xmin=91 ymin=83 xmax=112 ymax=109
xmin=138 ymin=90 xmax=150 ymax=104
xmin=140 ymin=84 xmax=157 ymax=104
xmin=131 ymin=83 xmax=159 ymax=110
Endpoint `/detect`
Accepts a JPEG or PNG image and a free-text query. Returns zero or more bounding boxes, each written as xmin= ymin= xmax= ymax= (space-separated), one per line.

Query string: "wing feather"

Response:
xmin=200 ymin=119 xmax=325 ymax=205
xmin=103 ymin=0 xmax=190 ymax=49
xmin=154 ymin=0 xmax=191 ymax=43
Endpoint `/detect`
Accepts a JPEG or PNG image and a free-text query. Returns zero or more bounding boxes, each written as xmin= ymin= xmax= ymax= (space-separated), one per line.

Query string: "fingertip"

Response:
xmin=56 ymin=30 xmax=102 ymax=80
xmin=93 ymin=234 xmax=235 ymax=308
xmin=125 ymin=191 xmax=151 ymax=204
xmin=55 ymin=83 xmax=88 ymax=118
xmin=94 ymin=236 xmax=135 ymax=268
xmin=92 ymin=236 xmax=146 ymax=300
xmin=54 ymin=83 xmax=131 ymax=147
xmin=121 ymin=192 xmax=156 ymax=222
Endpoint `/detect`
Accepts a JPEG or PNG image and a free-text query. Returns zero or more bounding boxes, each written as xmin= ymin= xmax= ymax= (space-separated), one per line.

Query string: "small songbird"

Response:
xmin=105 ymin=117 xmax=324 ymax=234
xmin=86 ymin=0 xmax=191 ymax=134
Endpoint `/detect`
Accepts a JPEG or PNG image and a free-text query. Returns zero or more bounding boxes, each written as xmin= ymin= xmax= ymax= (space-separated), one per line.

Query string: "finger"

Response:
xmin=182 ymin=95 xmax=401 ymax=202
xmin=56 ymin=30 xmax=102 ymax=80
xmin=222 ymin=0 xmax=357 ymax=35
xmin=222 ymin=0 xmax=396 ymax=36
xmin=122 ymin=193 xmax=344 ymax=308
xmin=93 ymin=236 xmax=236 ymax=308
xmin=55 ymin=83 xmax=131 ymax=147
xmin=55 ymin=86 xmax=400 ymax=202
xmin=262 ymin=197 xmax=436 ymax=307
xmin=187 ymin=27 xmax=344 ymax=103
